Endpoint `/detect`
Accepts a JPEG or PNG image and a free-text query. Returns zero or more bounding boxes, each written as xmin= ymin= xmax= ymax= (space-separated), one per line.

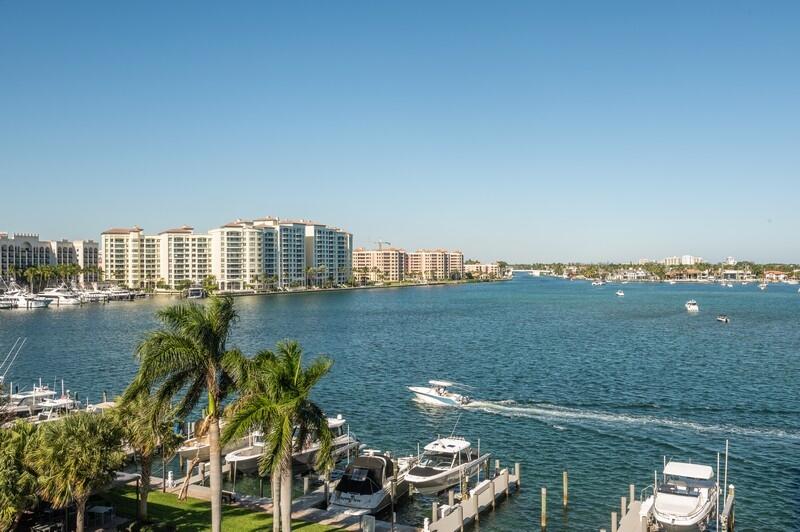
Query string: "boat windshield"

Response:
xmin=420 ymin=452 xmax=455 ymax=469
xmin=659 ymin=476 xmax=712 ymax=497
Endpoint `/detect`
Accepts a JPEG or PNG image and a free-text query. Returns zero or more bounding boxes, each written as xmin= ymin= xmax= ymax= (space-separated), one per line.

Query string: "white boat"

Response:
xmin=647 ymin=461 xmax=718 ymax=532
xmin=716 ymin=315 xmax=730 ymax=323
xmin=40 ymin=284 xmax=83 ymax=306
xmin=725 ymin=283 xmax=733 ymax=288
xmin=33 ymin=395 xmax=79 ymax=423
xmin=616 ymin=290 xmax=624 ymax=297
xmin=405 ymin=436 xmax=490 ymax=495
xmin=685 ymin=300 xmax=699 ymax=312
xmin=758 ymin=283 xmax=767 ymax=290
xmin=292 ymin=415 xmax=361 ymax=470
xmin=328 ymin=451 xmax=416 ymax=515
xmin=408 ymin=380 xmax=471 ymax=407
xmin=668 ymin=280 xmax=677 ymax=285
xmin=224 ymin=432 xmax=265 ymax=473
xmin=591 ymin=280 xmax=604 ymax=286
xmin=0 ymin=298 xmax=14 ymax=309
xmin=1 ymin=384 xmax=57 ymax=416
xmin=186 ymin=286 xmax=206 ymax=299
xmin=177 ymin=426 xmax=251 ymax=462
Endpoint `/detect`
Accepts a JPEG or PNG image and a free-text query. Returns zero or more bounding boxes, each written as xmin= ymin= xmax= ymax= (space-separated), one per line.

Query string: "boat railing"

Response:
xmin=640 ymin=483 xmax=655 ymax=502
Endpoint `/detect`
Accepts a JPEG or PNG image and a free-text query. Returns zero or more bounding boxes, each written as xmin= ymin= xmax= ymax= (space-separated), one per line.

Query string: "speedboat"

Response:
xmin=0 ymin=298 xmax=14 ymax=309
xmin=591 ymin=280 xmax=604 ymax=286
xmin=225 ymin=432 xmax=265 ymax=473
xmin=33 ymin=395 xmax=79 ymax=423
xmin=40 ymin=284 xmax=83 ymax=306
xmin=758 ymin=283 xmax=767 ymax=290
xmin=668 ymin=280 xmax=677 ymax=285
xmin=177 ymin=425 xmax=251 ymax=461
xmin=685 ymin=300 xmax=699 ymax=313
xmin=616 ymin=290 xmax=624 ymax=297
xmin=292 ymin=415 xmax=361 ymax=471
xmin=716 ymin=315 xmax=730 ymax=323
xmin=408 ymin=380 xmax=471 ymax=407
xmin=1 ymin=384 xmax=57 ymax=417
xmin=646 ymin=461 xmax=718 ymax=532
xmin=405 ymin=436 xmax=490 ymax=494
xmin=328 ymin=450 xmax=416 ymax=516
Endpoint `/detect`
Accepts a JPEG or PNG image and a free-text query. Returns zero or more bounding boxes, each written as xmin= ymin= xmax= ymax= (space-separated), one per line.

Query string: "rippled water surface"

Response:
xmin=2 ymin=277 xmax=799 ymax=530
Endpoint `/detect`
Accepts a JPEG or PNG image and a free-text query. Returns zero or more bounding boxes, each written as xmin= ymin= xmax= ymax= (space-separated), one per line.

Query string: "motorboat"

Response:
xmin=646 ymin=461 xmax=718 ymax=532
xmin=716 ymin=315 xmax=730 ymax=323
xmin=405 ymin=436 xmax=490 ymax=495
xmin=40 ymin=284 xmax=83 ymax=306
xmin=668 ymin=280 xmax=677 ymax=285
xmin=177 ymin=425 xmax=251 ymax=461
xmin=758 ymin=283 xmax=767 ymax=290
xmin=327 ymin=450 xmax=416 ymax=516
xmin=292 ymin=415 xmax=361 ymax=471
xmin=685 ymin=300 xmax=699 ymax=313
xmin=0 ymin=298 xmax=14 ymax=309
xmin=591 ymin=280 xmax=604 ymax=286
xmin=616 ymin=290 xmax=624 ymax=297
xmin=33 ymin=395 xmax=79 ymax=423
xmin=186 ymin=286 xmax=206 ymax=299
xmin=225 ymin=431 xmax=265 ymax=473
xmin=408 ymin=380 xmax=471 ymax=407
xmin=1 ymin=384 xmax=57 ymax=417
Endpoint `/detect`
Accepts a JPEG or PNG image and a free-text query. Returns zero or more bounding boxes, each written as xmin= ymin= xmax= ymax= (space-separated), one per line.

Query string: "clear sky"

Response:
xmin=1 ymin=2 xmax=798 ymax=263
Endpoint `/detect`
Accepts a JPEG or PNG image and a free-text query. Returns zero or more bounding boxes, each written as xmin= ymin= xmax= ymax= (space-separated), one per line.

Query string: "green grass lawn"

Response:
xmin=96 ymin=487 xmax=341 ymax=532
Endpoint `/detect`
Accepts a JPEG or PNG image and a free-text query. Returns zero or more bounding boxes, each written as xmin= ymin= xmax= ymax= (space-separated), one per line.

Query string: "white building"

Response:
xmin=1 ymin=232 xmax=54 ymax=279
xmin=465 ymin=262 xmax=500 ymax=278
xmin=209 ymin=220 xmax=267 ymax=291
xmin=158 ymin=226 xmax=211 ymax=289
xmin=100 ymin=227 xmax=161 ymax=288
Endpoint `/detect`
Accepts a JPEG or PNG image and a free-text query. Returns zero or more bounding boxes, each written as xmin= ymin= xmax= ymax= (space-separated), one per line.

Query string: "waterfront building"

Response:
xmin=465 ymin=262 xmax=501 ymax=278
xmin=353 ymin=247 xmax=408 ymax=283
xmin=100 ymin=227 xmax=158 ymax=288
xmin=209 ymin=220 xmax=267 ymax=291
xmin=407 ymin=249 xmax=464 ymax=281
xmin=0 ymin=232 xmax=54 ymax=279
xmin=158 ymin=226 xmax=211 ymax=289
xmin=253 ymin=218 xmax=306 ymax=288
xmin=660 ymin=255 xmax=704 ymax=266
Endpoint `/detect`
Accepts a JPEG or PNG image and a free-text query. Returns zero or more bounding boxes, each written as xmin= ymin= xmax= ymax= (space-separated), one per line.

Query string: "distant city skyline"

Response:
xmin=2 ymin=2 xmax=798 ymax=263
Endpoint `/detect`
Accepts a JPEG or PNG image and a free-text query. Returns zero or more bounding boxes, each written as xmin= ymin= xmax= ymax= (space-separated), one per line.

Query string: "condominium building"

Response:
xmin=209 ymin=220 xmax=266 ymax=291
xmin=304 ymin=223 xmax=353 ymax=286
xmin=254 ymin=218 xmax=306 ymax=287
xmin=158 ymin=226 xmax=211 ymax=288
xmin=465 ymin=262 xmax=500 ymax=278
xmin=101 ymin=227 xmax=157 ymax=288
xmin=407 ymin=249 xmax=464 ymax=281
xmin=353 ymin=247 xmax=408 ymax=283
xmin=661 ymin=255 xmax=704 ymax=267
xmin=0 ymin=232 xmax=99 ymax=285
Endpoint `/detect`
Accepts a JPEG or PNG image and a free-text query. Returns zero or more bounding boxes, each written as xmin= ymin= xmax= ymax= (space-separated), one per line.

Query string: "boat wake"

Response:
xmin=464 ymin=400 xmax=800 ymax=441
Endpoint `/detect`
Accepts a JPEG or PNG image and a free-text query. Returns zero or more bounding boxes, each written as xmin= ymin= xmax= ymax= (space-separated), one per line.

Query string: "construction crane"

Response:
xmin=374 ymin=240 xmax=391 ymax=250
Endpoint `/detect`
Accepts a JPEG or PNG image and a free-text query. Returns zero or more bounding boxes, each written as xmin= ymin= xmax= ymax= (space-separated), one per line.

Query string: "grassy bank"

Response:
xmin=97 ymin=487 xmax=341 ymax=532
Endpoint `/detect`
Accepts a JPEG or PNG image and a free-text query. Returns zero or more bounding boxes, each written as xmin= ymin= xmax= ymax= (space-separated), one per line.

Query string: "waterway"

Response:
xmin=2 ymin=277 xmax=799 ymax=530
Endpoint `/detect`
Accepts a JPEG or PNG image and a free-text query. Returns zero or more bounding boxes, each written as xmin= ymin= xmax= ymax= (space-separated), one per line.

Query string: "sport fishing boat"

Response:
xmin=327 ymin=450 xmax=416 ymax=516
xmin=408 ymin=380 xmax=471 ymax=407
xmin=292 ymin=415 xmax=361 ymax=470
xmin=685 ymin=300 xmax=699 ymax=312
xmin=405 ymin=436 xmax=490 ymax=494
xmin=616 ymin=290 xmax=625 ymax=297
xmin=645 ymin=461 xmax=718 ymax=532
xmin=224 ymin=431 xmax=265 ymax=473
xmin=177 ymin=425 xmax=251 ymax=462
xmin=40 ymin=284 xmax=83 ymax=306
xmin=716 ymin=315 xmax=730 ymax=323
xmin=1 ymin=384 xmax=57 ymax=417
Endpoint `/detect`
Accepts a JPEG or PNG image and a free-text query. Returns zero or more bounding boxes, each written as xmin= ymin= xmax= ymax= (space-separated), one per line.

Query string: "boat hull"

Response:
xmin=406 ymin=457 xmax=486 ymax=495
xmin=408 ymin=386 xmax=465 ymax=407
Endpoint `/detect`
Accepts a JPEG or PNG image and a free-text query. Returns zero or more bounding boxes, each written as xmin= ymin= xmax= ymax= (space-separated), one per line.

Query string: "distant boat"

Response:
xmin=408 ymin=380 xmax=471 ymax=407
xmin=591 ymin=281 xmax=604 ymax=286
xmin=616 ymin=290 xmax=624 ymax=297
xmin=668 ymin=280 xmax=677 ymax=285
xmin=758 ymin=283 xmax=767 ymax=290
xmin=726 ymin=283 xmax=733 ymax=288
xmin=685 ymin=300 xmax=699 ymax=312
xmin=716 ymin=315 xmax=730 ymax=323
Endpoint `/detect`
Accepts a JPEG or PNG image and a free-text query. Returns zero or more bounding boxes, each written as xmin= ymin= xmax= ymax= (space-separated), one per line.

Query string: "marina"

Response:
xmin=1 ymin=276 xmax=799 ymax=529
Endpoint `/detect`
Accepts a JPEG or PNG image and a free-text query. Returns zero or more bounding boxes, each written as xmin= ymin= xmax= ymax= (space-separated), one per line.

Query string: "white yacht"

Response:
xmin=616 ymin=290 xmax=624 ymax=297
xmin=225 ymin=432 xmax=265 ymax=473
xmin=405 ymin=436 xmax=489 ymax=494
xmin=408 ymin=380 xmax=471 ymax=407
xmin=758 ymin=282 xmax=767 ymax=290
xmin=645 ymin=461 xmax=718 ymax=532
xmin=591 ymin=280 xmax=604 ymax=286
xmin=328 ymin=451 xmax=416 ymax=516
xmin=33 ymin=395 xmax=79 ymax=423
xmin=3 ymin=288 xmax=51 ymax=308
xmin=685 ymin=300 xmax=699 ymax=313
xmin=186 ymin=286 xmax=206 ymax=299
xmin=0 ymin=298 xmax=14 ymax=309
xmin=1 ymin=384 xmax=57 ymax=416
xmin=177 ymin=426 xmax=251 ymax=462
xmin=716 ymin=315 xmax=730 ymax=324
xmin=292 ymin=415 xmax=361 ymax=470
xmin=40 ymin=284 xmax=83 ymax=306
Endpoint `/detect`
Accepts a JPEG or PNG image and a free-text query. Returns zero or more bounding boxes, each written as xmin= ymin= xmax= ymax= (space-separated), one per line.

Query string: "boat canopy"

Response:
xmin=663 ymin=461 xmax=714 ymax=480
xmin=424 ymin=437 xmax=471 ymax=454
xmin=429 ymin=380 xmax=454 ymax=387
xmin=327 ymin=417 xmax=346 ymax=429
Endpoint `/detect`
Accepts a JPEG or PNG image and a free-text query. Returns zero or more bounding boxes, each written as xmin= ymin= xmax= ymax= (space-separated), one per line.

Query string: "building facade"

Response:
xmin=465 ymin=262 xmax=500 ymax=278
xmin=0 ymin=232 xmax=99 ymax=285
xmin=158 ymin=226 xmax=211 ymax=289
xmin=407 ymin=249 xmax=464 ymax=281
xmin=353 ymin=247 xmax=408 ymax=283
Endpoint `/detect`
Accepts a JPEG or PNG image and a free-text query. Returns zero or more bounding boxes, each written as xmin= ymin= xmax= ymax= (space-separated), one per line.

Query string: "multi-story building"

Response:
xmin=253 ymin=218 xmax=306 ymax=288
xmin=407 ymin=249 xmax=464 ymax=281
xmin=353 ymin=247 xmax=408 ymax=283
xmin=158 ymin=226 xmax=211 ymax=289
xmin=304 ymin=223 xmax=353 ymax=286
xmin=0 ymin=232 xmax=54 ymax=279
xmin=72 ymin=240 xmax=100 ymax=284
xmin=465 ymin=262 xmax=500 ymax=278
xmin=209 ymin=220 xmax=266 ymax=291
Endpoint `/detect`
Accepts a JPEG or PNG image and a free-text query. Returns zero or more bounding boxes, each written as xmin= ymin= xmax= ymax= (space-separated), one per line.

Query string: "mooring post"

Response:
xmin=640 ymin=515 xmax=648 ymax=532
xmin=611 ymin=511 xmax=618 ymax=532
xmin=457 ymin=505 xmax=464 ymax=532
xmin=541 ymin=487 xmax=547 ymax=529
xmin=432 ymin=501 xmax=438 ymax=523
xmin=303 ymin=476 xmax=310 ymax=495
xmin=200 ymin=462 xmax=205 ymax=486
xmin=448 ymin=489 xmax=455 ymax=507
xmin=490 ymin=478 xmax=496 ymax=510
xmin=630 ymin=484 xmax=635 ymax=507
xmin=621 ymin=497 xmax=627 ymax=518
xmin=259 ymin=476 xmax=264 ymax=498
xmin=563 ymin=471 xmax=568 ymax=508
xmin=503 ymin=468 xmax=510 ymax=497
xmin=484 ymin=459 xmax=490 ymax=480
xmin=473 ymin=491 xmax=480 ymax=524
xmin=495 ymin=459 xmax=500 ymax=477
xmin=515 ymin=463 xmax=521 ymax=489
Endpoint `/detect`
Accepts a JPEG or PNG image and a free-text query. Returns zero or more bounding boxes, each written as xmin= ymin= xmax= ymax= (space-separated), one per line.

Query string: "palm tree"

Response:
xmin=222 ymin=340 xmax=334 ymax=532
xmin=123 ymin=295 xmax=239 ymax=532
xmin=0 ymin=421 xmax=38 ymax=530
xmin=114 ymin=393 xmax=183 ymax=522
xmin=26 ymin=413 xmax=124 ymax=532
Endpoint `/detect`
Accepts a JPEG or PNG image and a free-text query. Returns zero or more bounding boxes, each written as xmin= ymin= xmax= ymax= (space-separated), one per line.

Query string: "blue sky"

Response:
xmin=1 ymin=2 xmax=798 ymax=262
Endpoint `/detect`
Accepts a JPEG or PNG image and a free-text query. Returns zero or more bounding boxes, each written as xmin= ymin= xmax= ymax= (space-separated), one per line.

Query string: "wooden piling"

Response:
xmin=629 ymin=484 xmax=635 ymax=508
xmin=640 ymin=515 xmax=648 ymax=532
xmin=541 ymin=487 xmax=547 ymax=529
xmin=473 ymin=491 xmax=480 ymax=524
xmin=515 ymin=463 xmax=521 ymax=488
xmin=432 ymin=501 xmax=438 ymax=523
xmin=611 ymin=511 xmax=617 ymax=532
xmin=503 ymin=468 xmax=510 ymax=497
xmin=448 ymin=489 xmax=455 ymax=506
xmin=303 ymin=476 xmax=310 ymax=495
xmin=490 ymin=478 xmax=496 ymax=510
xmin=621 ymin=497 xmax=626 ymax=518
xmin=495 ymin=459 xmax=500 ymax=476
xmin=563 ymin=471 xmax=568 ymax=508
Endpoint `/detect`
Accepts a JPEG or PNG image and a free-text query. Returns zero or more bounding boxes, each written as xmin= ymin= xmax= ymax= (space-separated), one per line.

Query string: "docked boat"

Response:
xmin=40 ymin=284 xmax=83 ymax=306
xmin=0 ymin=298 xmax=14 ymax=309
xmin=33 ymin=395 xmax=79 ymax=423
xmin=225 ymin=431 xmax=265 ymax=473
xmin=716 ymin=315 xmax=730 ymax=323
xmin=186 ymin=286 xmax=206 ymax=299
xmin=645 ymin=461 xmax=718 ymax=532
xmin=668 ymin=280 xmax=677 ymax=285
xmin=177 ymin=426 xmax=251 ymax=461
xmin=1 ymin=384 xmax=57 ymax=417
xmin=408 ymin=380 xmax=471 ymax=407
xmin=292 ymin=415 xmax=361 ymax=470
xmin=616 ymin=290 xmax=624 ymax=297
xmin=328 ymin=451 xmax=416 ymax=515
xmin=685 ymin=300 xmax=699 ymax=313
xmin=405 ymin=436 xmax=490 ymax=495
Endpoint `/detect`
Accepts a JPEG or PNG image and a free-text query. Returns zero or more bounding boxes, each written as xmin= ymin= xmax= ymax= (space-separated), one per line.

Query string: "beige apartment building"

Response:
xmin=465 ymin=262 xmax=500 ymax=278
xmin=353 ymin=247 xmax=408 ymax=283
xmin=101 ymin=227 xmax=161 ymax=288
xmin=0 ymin=232 xmax=98 ymax=284
xmin=158 ymin=226 xmax=211 ymax=289
xmin=407 ymin=249 xmax=464 ymax=281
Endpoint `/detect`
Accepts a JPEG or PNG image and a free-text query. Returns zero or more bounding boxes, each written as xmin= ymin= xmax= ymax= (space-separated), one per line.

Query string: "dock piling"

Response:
xmin=629 ymin=484 xmax=635 ymax=507
xmin=541 ymin=487 xmax=547 ymax=529
xmin=611 ymin=511 xmax=617 ymax=532
xmin=448 ymin=489 xmax=455 ymax=506
xmin=495 ymin=459 xmax=500 ymax=477
xmin=503 ymin=468 xmax=510 ymax=497
xmin=303 ymin=476 xmax=310 ymax=495
xmin=621 ymin=497 xmax=626 ymax=519
xmin=432 ymin=501 xmax=438 ymax=523
xmin=563 ymin=471 xmax=568 ymax=508
xmin=515 ymin=463 xmax=521 ymax=488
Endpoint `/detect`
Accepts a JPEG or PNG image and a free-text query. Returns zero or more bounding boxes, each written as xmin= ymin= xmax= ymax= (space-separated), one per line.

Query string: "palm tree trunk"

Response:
xmin=75 ymin=496 xmax=86 ymax=532
xmin=280 ymin=449 xmax=293 ymax=531
xmin=271 ymin=472 xmax=281 ymax=532
xmin=140 ymin=456 xmax=152 ymax=521
xmin=208 ymin=417 xmax=223 ymax=532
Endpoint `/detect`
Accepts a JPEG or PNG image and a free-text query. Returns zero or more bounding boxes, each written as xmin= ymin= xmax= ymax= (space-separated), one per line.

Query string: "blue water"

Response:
xmin=2 ymin=277 xmax=799 ymax=530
